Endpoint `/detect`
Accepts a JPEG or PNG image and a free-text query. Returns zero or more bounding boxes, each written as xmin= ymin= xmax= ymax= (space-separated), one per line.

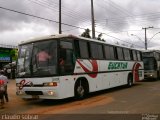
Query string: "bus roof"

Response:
xmin=19 ymin=34 xmax=141 ymax=51
xmin=19 ymin=34 xmax=73 ymax=45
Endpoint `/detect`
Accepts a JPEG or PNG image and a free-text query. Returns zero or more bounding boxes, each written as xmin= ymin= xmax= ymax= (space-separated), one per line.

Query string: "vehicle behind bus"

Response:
xmin=142 ymin=50 xmax=160 ymax=80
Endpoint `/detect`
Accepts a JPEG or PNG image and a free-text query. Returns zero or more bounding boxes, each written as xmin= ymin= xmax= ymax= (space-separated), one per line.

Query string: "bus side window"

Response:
xmin=123 ymin=48 xmax=131 ymax=61
xmin=110 ymin=46 xmax=115 ymax=60
xmin=104 ymin=45 xmax=110 ymax=59
xmin=132 ymin=50 xmax=137 ymax=60
xmin=116 ymin=47 xmax=124 ymax=60
xmin=137 ymin=51 xmax=141 ymax=61
xmin=59 ymin=41 xmax=75 ymax=74
xmin=74 ymin=40 xmax=80 ymax=58
xmin=114 ymin=47 xmax=118 ymax=60
xmin=130 ymin=50 xmax=133 ymax=60
xmin=104 ymin=45 xmax=115 ymax=60
xmin=79 ymin=41 xmax=89 ymax=58
xmin=90 ymin=42 xmax=98 ymax=59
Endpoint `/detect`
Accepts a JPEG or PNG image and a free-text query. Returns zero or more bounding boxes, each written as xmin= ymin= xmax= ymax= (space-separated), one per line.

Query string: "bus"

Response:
xmin=16 ymin=34 xmax=144 ymax=100
xmin=142 ymin=50 xmax=160 ymax=80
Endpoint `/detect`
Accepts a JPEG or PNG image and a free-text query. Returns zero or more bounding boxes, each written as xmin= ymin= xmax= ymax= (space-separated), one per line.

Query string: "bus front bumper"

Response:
xmin=16 ymin=87 xmax=62 ymax=99
xmin=144 ymin=72 xmax=157 ymax=79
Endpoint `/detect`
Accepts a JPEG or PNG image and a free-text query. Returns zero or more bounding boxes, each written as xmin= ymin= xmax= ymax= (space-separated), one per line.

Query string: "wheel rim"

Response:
xmin=77 ymin=86 xmax=85 ymax=98
xmin=129 ymin=77 xmax=132 ymax=86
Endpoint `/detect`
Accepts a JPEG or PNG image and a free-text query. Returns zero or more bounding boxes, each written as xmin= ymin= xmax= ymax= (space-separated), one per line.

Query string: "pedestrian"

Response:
xmin=0 ymin=70 xmax=9 ymax=103
xmin=0 ymin=79 xmax=5 ymax=108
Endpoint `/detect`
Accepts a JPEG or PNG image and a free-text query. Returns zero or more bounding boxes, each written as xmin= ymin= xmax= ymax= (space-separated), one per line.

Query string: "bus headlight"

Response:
xmin=43 ymin=82 xmax=58 ymax=87
xmin=16 ymin=83 xmax=21 ymax=87
xmin=48 ymin=91 xmax=54 ymax=95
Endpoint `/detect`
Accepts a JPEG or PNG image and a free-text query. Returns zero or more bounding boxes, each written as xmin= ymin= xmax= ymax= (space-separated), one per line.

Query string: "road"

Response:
xmin=0 ymin=79 xmax=160 ymax=120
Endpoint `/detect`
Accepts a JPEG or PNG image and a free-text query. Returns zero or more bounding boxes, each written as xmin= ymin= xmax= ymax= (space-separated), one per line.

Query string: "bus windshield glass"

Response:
xmin=17 ymin=40 xmax=57 ymax=77
xmin=143 ymin=57 xmax=157 ymax=70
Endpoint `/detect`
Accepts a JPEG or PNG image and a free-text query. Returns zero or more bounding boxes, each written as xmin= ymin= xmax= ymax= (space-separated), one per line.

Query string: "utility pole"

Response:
xmin=142 ymin=26 xmax=153 ymax=50
xmin=59 ymin=0 xmax=62 ymax=34
xmin=91 ymin=0 xmax=95 ymax=39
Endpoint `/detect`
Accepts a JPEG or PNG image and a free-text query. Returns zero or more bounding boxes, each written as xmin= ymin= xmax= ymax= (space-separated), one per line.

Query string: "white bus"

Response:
xmin=142 ymin=50 xmax=160 ymax=80
xmin=16 ymin=34 xmax=144 ymax=100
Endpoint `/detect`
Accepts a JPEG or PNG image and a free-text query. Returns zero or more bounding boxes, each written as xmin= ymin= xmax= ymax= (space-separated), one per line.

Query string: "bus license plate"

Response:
xmin=32 ymin=95 xmax=39 ymax=99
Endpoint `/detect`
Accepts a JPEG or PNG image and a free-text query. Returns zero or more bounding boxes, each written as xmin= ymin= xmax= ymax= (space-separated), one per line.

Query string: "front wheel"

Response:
xmin=75 ymin=80 xmax=88 ymax=100
xmin=127 ymin=74 xmax=133 ymax=87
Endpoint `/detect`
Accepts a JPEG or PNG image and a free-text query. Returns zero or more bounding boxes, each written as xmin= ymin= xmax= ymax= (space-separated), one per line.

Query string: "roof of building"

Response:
xmin=0 ymin=44 xmax=18 ymax=49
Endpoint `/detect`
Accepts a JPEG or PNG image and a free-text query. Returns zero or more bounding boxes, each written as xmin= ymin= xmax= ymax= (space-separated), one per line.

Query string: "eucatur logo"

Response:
xmin=77 ymin=60 xmax=98 ymax=78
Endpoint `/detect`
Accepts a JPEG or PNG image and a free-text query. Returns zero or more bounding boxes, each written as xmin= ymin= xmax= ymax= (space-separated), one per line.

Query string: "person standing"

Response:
xmin=0 ymin=70 xmax=9 ymax=102
xmin=0 ymin=78 xmax=5 ymax=108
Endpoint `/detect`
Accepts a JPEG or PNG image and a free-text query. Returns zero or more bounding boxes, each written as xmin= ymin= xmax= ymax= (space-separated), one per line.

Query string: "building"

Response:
xmin=0 ymin=44 xmax=17 ymax=69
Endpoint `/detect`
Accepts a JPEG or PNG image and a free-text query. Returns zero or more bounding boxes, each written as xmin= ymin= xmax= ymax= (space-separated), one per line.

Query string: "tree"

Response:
xmin=80 ymin=29 xmax=105 ymax=41
xmin=10 ymin=49 xmax=18 ymax=61
xmin=80 ymin=28 xmax=91 ymax=38
xmin=97 ymin=33 xmax=105 ymax=41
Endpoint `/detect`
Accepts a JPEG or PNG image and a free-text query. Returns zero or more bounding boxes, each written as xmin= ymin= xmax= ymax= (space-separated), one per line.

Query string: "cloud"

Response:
xmin=0 ymin=0 xmax=31 ymax=31
xmin=0 ymin=0 xmax=160 ymax=49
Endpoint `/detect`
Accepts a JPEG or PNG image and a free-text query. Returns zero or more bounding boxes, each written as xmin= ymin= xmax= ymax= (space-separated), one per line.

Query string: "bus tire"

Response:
xmin=127 ymin=74 xmax=133 ymax=87
xmin=74 ymin=79 xmax=89 ymax=100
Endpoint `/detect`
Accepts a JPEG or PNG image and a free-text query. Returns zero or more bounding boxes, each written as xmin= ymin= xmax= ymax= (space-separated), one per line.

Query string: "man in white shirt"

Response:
xmin=0 ymin=70 xmax=9 ymax=102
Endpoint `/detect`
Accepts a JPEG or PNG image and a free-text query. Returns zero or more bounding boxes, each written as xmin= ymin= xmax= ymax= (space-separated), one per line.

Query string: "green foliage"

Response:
xmin=80 ymin=28 xmax=105 ymax=41
xmin=10 ymin=49 xmax=18 ymax=61
xmin=80 ymin=28 xmax=91 ymax=38
xmin=97 ymin=33 xmax=105 ymax=41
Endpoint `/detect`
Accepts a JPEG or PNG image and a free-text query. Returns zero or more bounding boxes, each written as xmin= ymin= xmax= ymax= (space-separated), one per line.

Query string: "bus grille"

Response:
xmin=23 ymin=85 xmax=44 ymax=87
xmin=25 ymin=91 xmax=43 ymax=95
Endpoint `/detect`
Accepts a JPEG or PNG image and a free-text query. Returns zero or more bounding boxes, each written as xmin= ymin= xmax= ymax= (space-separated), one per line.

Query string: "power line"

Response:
xmin=29 ymin=0 xmax=160 ymax=34
xmin=0 ymin=6 xmax=85 ymax=30
xmin=27 ymin=0 xmax=90 ymax=24
xmin=96 ymin=11 xmax=160 ymax=25
xmin=104 ymin=0 xmax=134 ymax=17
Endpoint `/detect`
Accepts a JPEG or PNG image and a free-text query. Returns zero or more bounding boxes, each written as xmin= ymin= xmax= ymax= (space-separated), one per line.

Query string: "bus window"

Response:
xmin=104 ymin=45 xmax=110 ymax=59
xmin=110 ymin=46 xmax=115 ymax=59
xmin=143 ymin=57 xmax=157 ymax=70
xmin=90 ymin=43 xmax=104 ymax=59
xmin=130 ymin=50 xmax=133 ymax=60
xmin=123 ymin=48 xmax=131 ymax=61
xmin=79 ymin=41 xmax=89 ymax=58
xmin=97 ymin=44 xmax=104 ymax=59
xmin=17 ymin=44 xmax=33 ymax=77
xmin=90 ymin=42 xmax=98 ymax=59
xmin=59 ymin=41 xmax=75 ymax=74
xmin=132 ymin=50 xmax=137 ymax=60
xmin=137 ymin=51 xmax=141 ymax=61
xmin=104 ymin=45 xmax=115 ymax=60
xmin=117 ymin=47 xmax=124 ymax=60
xmin=32 ymin=40 xmax=57 ymax=76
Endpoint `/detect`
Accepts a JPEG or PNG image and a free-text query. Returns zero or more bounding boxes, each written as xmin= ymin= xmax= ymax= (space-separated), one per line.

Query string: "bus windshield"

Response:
xmin=17 ymin=40 xmax=57 ymax=77
xmin=143 ymin=57 xmax=157 ymax=70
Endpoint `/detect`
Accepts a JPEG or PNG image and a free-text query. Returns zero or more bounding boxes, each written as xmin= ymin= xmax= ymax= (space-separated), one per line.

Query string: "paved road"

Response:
xmin=0 ymin=80 xmax=160 ymax=120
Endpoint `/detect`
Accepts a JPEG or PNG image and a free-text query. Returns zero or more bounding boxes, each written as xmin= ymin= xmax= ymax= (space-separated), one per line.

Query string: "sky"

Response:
xmin=1 ymin=0 xmax=160 ymax=50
